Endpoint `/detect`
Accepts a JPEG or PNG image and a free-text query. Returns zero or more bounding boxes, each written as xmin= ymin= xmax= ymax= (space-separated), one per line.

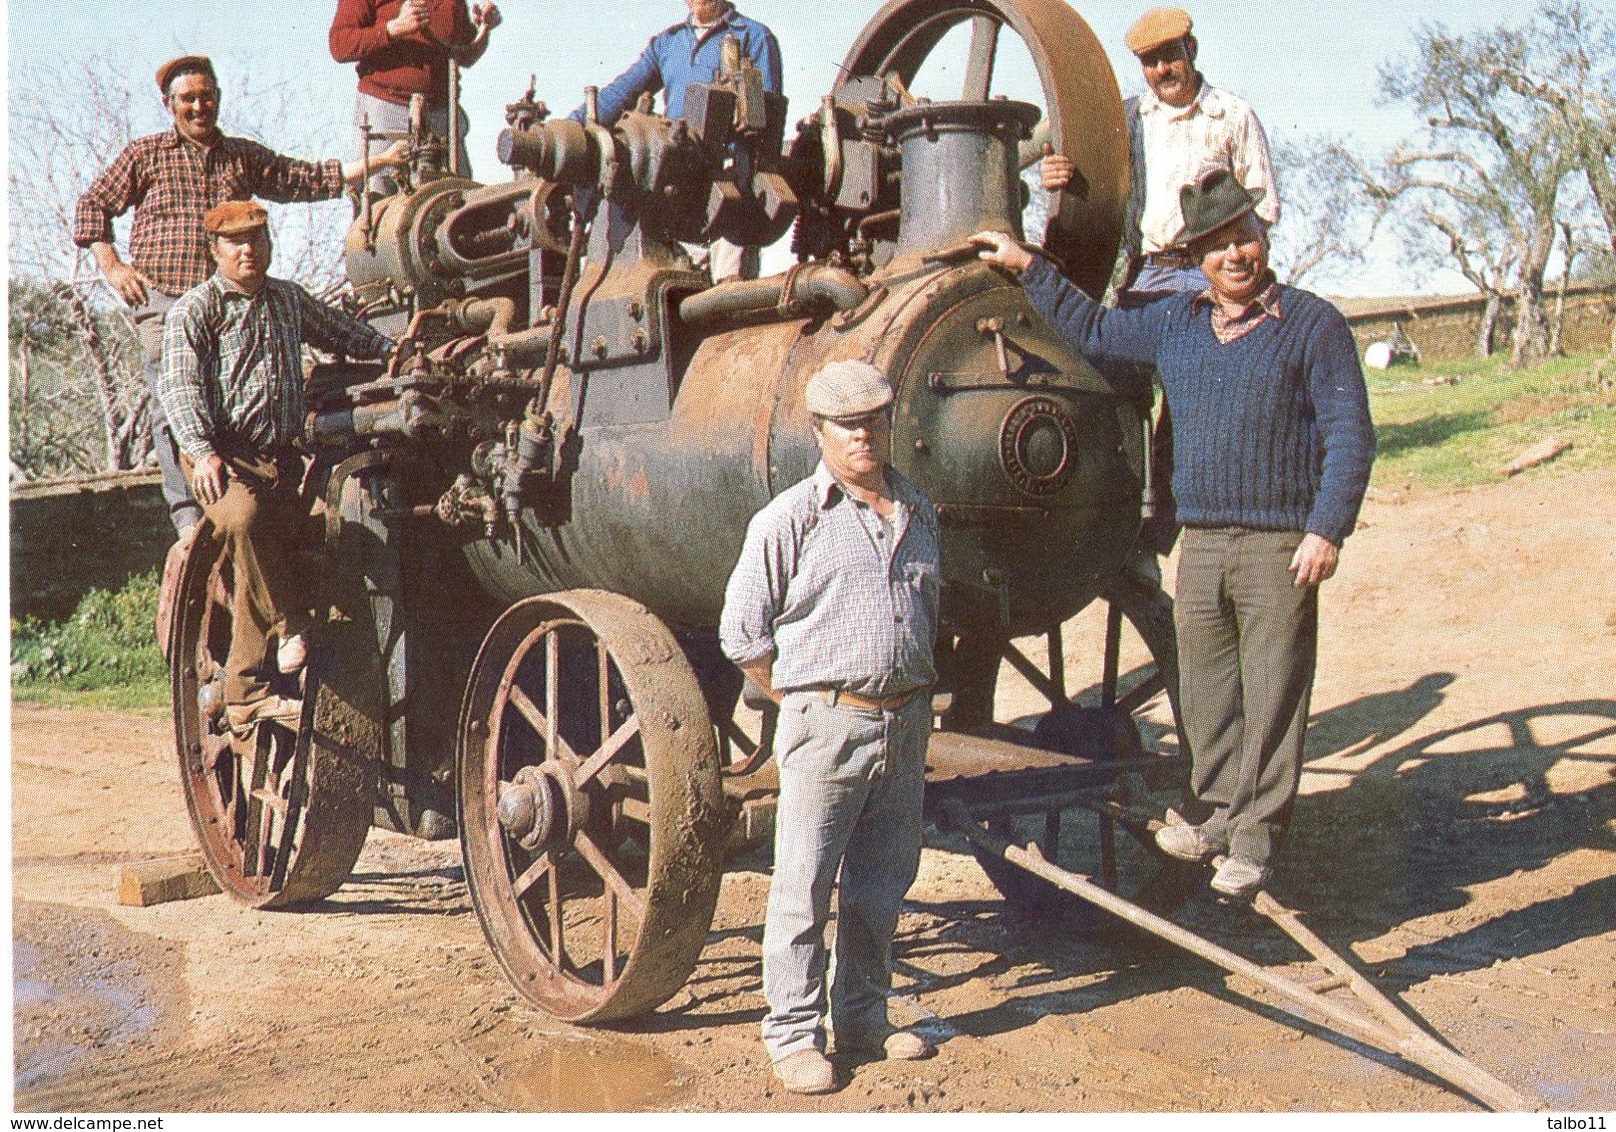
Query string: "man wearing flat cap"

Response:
xmin=74 ymin=54 xmax=406 ymax=545
xmin=720 ymin=360 xmax=941 ymax=1095
xmin=976 ymin=168 xmax=1374 ymax=901
xmin=158 ymin=199 xmax=396 ymax=734
xmin=1042 ymin=8 xmax=1279 ymax=581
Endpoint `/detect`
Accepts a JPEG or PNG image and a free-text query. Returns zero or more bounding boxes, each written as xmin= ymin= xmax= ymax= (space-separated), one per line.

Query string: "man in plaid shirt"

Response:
xmin=74 ymin=54 xmax=404 ymax=539
xmin=158 ymin=200 xmax=395 ymax=734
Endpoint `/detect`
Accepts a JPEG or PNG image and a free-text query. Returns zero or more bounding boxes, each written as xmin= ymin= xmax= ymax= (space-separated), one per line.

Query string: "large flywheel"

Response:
xmin=836 ymin=0 xmax=1128 ymax=297
xmin=170 ymin=529 xmax=373 ymax=906
xmin=458 ymin=591 xmax=726 ymax=1024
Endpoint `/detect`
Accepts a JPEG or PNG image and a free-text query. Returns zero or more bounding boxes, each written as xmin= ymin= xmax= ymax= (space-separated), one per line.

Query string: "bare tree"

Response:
xmin=7 ymin=279 xmax=145 ymax=479
xmin=1270 ymin=134 xmax=1384 ymax=288
xmin=1497 ymin=1 xmax=1616 ymax=259
xmin=1371 ymin=7 xmax=1592 ymax=367
xmin=8 ymin=53 xmax=354 ymax=476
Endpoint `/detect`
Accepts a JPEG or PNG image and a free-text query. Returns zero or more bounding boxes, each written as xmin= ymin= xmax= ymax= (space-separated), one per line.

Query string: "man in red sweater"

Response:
xmin=330 ymin=0 xmax=502 ymax=192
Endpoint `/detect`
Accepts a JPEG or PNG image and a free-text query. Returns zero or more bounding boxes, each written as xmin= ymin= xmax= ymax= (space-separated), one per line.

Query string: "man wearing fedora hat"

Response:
xmin=720 ymin=360 xmax=941 ymax=1094
xmin=157 ymin=199 xmax=396 ymax=734
xmin=974 ymin=168 xmax=1374 ymax=900
xmin=74 ymin=54 xmax=406 ymax=545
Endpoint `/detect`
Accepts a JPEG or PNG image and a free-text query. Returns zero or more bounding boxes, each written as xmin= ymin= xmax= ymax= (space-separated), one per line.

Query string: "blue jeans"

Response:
xmin=761 ymin=690 xmax=929 ymax=1061
xmin=354 ymin=91 xmax=471 ymax=195
xmin=1124 ymin=259 xmax=1210 ymax=303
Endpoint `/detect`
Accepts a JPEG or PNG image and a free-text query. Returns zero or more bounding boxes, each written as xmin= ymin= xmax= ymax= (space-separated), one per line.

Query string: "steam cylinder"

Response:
xmin=887 ymin=100 xmax=1042 ymax=256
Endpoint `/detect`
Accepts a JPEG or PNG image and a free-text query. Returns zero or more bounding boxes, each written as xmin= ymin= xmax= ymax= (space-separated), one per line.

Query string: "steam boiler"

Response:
xmin=169 ymin=0 xmax=1185 ymax=1024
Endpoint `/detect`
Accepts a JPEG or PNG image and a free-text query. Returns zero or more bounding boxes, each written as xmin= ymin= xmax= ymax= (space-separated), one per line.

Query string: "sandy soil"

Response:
xmin=10 ymin=464 xmax=1616 ymax=1114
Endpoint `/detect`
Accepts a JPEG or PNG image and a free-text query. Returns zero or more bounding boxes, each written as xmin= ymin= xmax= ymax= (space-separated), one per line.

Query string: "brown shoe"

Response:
xmin=838 ymin=1028 xmax=934 ymax=1061
xmin=772 ymin=1049 xmax=837 ymax=1095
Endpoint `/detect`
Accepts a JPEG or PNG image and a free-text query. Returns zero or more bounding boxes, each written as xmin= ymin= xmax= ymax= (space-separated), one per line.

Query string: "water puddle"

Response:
xmin=12 ymin=903 xmax=178 ymax=1094
xmin=486 ymin=1037 xmax=686 ymax=1111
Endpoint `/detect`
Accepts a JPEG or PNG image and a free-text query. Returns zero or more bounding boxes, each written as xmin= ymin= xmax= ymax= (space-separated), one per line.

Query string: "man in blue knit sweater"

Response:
xmin=974 ymin=169 xmax=1375 ymax=898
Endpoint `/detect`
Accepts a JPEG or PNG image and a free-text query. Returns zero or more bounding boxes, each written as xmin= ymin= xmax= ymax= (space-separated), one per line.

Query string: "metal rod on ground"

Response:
xmin=938 ymin=801 xmax=1538 ymax=1113
xmin=1247 ymin=890 xmax=1538 ymax=1112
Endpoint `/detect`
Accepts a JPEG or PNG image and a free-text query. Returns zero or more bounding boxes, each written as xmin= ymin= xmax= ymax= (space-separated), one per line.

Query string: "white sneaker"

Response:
xmin=1154 ymin=822 xmax=1224 ymax=862
xmin=276 ymin=633 xmax=307 ymax=675
xmin=1210 ymin=855 xmax=1271 ymax=899
xmin=772 ymin=1049 xmax=836 ymax=1095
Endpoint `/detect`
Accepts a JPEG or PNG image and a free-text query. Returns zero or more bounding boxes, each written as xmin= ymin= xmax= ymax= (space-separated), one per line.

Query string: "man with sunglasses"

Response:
xmin=974 ymin=168 xmax=1373 ymax=902
xmin=721 ymin=360 xmax=941 ymax=1094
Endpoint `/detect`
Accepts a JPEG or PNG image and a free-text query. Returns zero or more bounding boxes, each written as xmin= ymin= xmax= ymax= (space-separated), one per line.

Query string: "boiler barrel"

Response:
xmin=461 ymin=266 xmax=1145 ymax=637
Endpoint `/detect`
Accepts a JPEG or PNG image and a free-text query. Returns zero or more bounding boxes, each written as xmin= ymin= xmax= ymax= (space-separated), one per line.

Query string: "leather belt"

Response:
xmin=812 ymin=687 xmax=922 ymax=712
xmin=1144 ymin=250 xmax=1193 ymax=269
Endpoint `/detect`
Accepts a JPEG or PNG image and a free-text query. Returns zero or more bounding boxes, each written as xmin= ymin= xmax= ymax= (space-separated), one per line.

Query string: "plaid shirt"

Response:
xmin=1193 ymin=274 xmax=1283 ymax=345
xmin=158 ymin=275 xmax=393 ymax=462
xmin=720 ymin=463 xmax=941 ymax=698
xmin=73 ymin=129 xmax=345 ymax=296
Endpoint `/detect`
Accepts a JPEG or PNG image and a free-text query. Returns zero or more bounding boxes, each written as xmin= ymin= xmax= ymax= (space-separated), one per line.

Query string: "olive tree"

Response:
xmin=1366 ymin=2 xmax=1616 ymax=366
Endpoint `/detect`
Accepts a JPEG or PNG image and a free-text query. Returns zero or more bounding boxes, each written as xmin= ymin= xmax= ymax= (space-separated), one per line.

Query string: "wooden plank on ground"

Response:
xmin=117 ymin=853 xmax=220 ymax=906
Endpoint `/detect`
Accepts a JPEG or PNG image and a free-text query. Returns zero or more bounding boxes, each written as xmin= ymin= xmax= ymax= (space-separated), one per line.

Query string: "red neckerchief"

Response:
xmin=1192 ymin=275 xmax=1282 ymax=344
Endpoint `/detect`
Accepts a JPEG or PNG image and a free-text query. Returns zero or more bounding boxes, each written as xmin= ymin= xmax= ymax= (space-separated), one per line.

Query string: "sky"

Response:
xmin=8 ymin=0 xmax=1613 ymax=295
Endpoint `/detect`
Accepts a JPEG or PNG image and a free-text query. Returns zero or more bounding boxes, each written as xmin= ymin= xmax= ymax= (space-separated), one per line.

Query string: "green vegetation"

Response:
xmin=10 ymin=570 xmax=170 ymax=714
xmin=1366 ymin=351 xmax=1616 ymax=489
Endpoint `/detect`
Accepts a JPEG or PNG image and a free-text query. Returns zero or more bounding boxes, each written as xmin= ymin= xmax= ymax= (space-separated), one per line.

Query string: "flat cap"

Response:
xmin=156 ymin=55 xmax=216 ymax=94
xmin=203 ymin=200 xmax=270 ymax=237
xmin=805 ymin=360 xmax=894 ymax=419
xmin=1124 ymin=8 xmax=1192 ymax=55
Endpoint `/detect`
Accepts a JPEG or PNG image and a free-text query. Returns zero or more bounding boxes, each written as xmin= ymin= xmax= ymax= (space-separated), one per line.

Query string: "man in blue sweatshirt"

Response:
xmin=973 ymin=169 xmax=1375 ymax=898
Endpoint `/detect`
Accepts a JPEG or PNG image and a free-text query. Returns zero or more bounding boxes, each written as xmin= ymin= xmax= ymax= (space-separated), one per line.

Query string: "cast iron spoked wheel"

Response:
xmin=170 ymin=527 xmax=372 ymax=907
xmin=836 ymin=0 xmax=1128 ymax=298
xmin=458 ymin=590 xmax=727 ymax=1025
xmin=959 ymin=577 xmax=1198 ymax=926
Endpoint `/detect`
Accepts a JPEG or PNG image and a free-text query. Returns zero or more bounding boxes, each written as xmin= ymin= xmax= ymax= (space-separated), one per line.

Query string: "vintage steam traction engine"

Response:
xmin=170 ymin=0 xmax=1184 ymax=1023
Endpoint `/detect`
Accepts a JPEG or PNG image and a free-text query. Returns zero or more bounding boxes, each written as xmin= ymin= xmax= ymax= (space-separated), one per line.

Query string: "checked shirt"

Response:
xmin=721 ymin=463 xmax=941 ymax=699
xmin=158 ymin=275 xmax=393 ymax=463
xmin=73 ymin=130 xmax=345 ymax=296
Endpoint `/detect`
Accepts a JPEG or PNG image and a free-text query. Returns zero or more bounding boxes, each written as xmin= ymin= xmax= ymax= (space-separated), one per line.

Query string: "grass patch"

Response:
xmin=1368 ymin=351 xmax=1616 ymax=489
xmin=11 ymin=570 xmax=170 ymax=714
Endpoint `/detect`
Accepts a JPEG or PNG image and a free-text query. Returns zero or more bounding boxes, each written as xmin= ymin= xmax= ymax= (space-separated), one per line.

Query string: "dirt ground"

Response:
xmin=10 ymin=464 xmax=1616 ymax=1114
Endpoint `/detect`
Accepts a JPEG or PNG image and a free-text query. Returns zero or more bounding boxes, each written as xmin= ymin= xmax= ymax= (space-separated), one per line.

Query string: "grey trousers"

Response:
xmin=761 ymin=690 xmax=929 ymax=1061
xmin=133 ymin=289 xmax=202 ymax=534
xmin=354 ymin=90 xmax=471 ymax=195
xmin=1174 ymin=528 xmax=1318 ymax=865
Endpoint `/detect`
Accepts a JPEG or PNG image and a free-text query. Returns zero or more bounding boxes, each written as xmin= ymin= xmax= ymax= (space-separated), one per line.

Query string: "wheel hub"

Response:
xmin=497 ymin=766 xmax=559 ymax=850
xmin=497 ymin=762 xmax=589 ymax=851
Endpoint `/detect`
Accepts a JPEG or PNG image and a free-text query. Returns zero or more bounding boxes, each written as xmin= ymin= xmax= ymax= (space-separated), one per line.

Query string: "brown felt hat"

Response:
xmin=203 ymin=200 xmax=270 ymax=237
xmin=156 ymin=55 xmax=216 ymax=95
xmin=1124 ymin=8 xmax=1193 ymax=55
xmin=1169 ymin=168 xmax=1264 ymax=249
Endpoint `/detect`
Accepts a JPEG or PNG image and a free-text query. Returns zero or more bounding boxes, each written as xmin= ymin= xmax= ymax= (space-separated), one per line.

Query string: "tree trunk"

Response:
xmin=1583 ymin=149 xmax=1616 ymax=257
xmin=1477 ymin=293 xmax=1502 ymax=358
xmin=1510 ymin=281 xmax=1550 ymax=367
xmin=53 ymin=283 xmax=132 ymax=471
xmin=1509 ymin=227 xmax=1555 ymax=368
